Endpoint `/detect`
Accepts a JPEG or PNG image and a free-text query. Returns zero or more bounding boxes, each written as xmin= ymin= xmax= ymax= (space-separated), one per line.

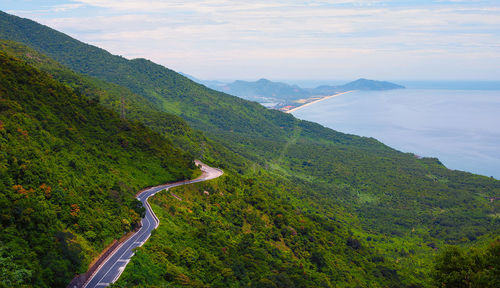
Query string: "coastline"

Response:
xmin=288 ymin=88 xmax=500 ymax=179
xmin=285 ymin=90 xmax=355 ymax=113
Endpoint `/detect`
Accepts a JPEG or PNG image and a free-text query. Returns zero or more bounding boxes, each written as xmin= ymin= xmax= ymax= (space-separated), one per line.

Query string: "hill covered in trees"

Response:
xmin=0 ymin=50 xmax=197 ymax=287
xmin=0 ymin=47 xmax=418 ymax=288
xmin=0 ymin=10 xmax=498 ymax=288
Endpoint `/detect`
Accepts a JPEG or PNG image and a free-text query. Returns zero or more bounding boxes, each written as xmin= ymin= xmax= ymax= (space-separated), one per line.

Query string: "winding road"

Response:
xmin=83 ymin=161 xmax=223 ymax=288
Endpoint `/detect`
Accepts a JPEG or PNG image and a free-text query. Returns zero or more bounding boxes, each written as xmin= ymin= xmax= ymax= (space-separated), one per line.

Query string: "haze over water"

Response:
xmin=292 ymin=88 xmax=500 ymax=179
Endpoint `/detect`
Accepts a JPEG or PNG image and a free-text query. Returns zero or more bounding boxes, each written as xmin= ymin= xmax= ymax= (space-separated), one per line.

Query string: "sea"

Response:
xmin=291 ymin=81 xmax=500 ymax=179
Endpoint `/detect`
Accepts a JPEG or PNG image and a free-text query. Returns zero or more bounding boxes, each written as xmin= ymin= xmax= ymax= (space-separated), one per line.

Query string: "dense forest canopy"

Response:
xmin=0 ymin=50 xmax=196 ymax=287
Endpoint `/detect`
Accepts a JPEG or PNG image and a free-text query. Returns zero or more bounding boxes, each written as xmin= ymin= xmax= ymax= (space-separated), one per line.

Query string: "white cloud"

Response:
xmin=52 ymin=3 xmax=84 ymax=12
xmin=16 ymin=0 xmax=498 ymax=79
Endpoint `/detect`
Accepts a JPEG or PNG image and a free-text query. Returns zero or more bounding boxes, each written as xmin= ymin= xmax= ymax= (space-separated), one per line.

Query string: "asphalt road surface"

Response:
xmin=83 ymin=161 xmax=223 ymax=288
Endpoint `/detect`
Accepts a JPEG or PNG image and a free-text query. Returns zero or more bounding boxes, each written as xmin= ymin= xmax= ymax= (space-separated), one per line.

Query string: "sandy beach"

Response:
xmin=286 ymin=90 xmax=354 ymax=113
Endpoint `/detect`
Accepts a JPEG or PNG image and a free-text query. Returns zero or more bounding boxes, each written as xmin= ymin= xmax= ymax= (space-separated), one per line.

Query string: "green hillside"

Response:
xmin=0 ymin=51 xmax=196 ymax=287
xmin=0 ymin=46 xmax=414 ymax=288
xmin=1 ymin=10 xmax=499 ymax=288
xmin=116 ymin=175 xmax=413 ymax=288
xmin=0 ymin=39 xmax=249 ymax=172
xmin=0 ymin=40 xmax=201 ymax=156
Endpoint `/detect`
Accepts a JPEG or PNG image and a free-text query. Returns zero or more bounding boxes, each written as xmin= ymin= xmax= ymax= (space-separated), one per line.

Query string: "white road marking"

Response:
xmin=112 ymin=267 xmax=126 ymax=283
xmin=89 ymin=215 xmax=152 ymax=286
xmin=82 ymin=162 xmax=223 ymax=288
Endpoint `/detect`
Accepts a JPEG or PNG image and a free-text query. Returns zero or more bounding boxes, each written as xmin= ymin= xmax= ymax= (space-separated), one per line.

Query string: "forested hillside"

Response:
xmin=0 ymin=51 xmax=196 ymax=287
xmin=116 ymin=174 xmax=413 ymax=288
xmin=0 ymin=10 xmax=499 ymax=288
xmin=0 ymin=39 xmax=249 ymax=172
xmin=432 ymin=240 xmax=499 ymax=287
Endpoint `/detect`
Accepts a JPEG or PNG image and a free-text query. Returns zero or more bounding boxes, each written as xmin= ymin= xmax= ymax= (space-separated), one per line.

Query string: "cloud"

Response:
xmin=52 ymin=3 xmax=84 ymax=12
xmin=9 ymin=0 xmax=500 ymax=79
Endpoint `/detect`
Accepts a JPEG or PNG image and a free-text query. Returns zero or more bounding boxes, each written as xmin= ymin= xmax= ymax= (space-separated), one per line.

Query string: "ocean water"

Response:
xmin=291 ymin=89 xmax=500 ymax=179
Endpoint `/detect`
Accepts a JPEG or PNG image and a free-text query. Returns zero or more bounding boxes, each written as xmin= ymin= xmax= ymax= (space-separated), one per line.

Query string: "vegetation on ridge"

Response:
xmin=0 ymin=39 xmax=250 ymax=172
xmin=432 ymin=240 xmax=500 ymax=287
xmin=0 ymin=51 xmax=195 ymax=287
xmin=115 ymin=174 xmax=411 ymax=288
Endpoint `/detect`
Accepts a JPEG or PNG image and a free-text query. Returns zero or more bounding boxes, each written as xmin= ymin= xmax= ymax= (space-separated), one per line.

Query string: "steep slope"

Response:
xmin=115 ymin=174 xmax=412 ymax=288
xmin=432 ymin=239 xmax=499 ymax=287
xmin=0 ymin=11 xmax=402 ymax=155
xmin=0 ymin=43 xmax=416 ymax=288
xmin=0 ymin=41 xmax=199 ymax=156
xmin=1 ymin=10 xmax=497 ymax=244
xmin=0 ymin=51 xmax=196 ymax=287
xmin=0 ymin=11 xmax=290 ymax=138
xmin=0 ymin=39 xmax=249 ymax=172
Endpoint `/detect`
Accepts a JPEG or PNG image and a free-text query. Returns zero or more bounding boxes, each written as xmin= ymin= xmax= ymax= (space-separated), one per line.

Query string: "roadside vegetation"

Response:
xmin=0 ymin=51 xmax=195 ymax=287
xmin=116 ymin=174 xmax=412 ymax=288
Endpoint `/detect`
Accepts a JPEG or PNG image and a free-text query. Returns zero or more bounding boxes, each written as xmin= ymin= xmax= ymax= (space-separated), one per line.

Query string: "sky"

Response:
xmin=2 ymin=0 xmax=500 ymax=81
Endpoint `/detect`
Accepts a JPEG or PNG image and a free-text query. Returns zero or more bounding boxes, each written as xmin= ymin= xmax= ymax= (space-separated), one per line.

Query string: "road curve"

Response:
xmin=83 ymin=161 xmax=223 ymax=288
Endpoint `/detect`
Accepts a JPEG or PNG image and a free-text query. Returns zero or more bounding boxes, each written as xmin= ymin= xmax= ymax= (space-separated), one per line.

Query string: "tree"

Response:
xmin=433 ymin=240 xmax=500 ymax=288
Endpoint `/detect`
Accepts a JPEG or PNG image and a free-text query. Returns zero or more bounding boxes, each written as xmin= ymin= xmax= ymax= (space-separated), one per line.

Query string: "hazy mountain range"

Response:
xmin=183 ymin=74 xmax=404 ymax=104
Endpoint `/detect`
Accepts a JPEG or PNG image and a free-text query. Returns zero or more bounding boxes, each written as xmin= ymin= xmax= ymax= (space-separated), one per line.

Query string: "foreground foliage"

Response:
xmin=432 ymin=240 xmax=499 ymax=287
xmin=0 ymin=51 xmax=195 ymax=287
xmin=116 ymin=174 xmax=413 ymax=288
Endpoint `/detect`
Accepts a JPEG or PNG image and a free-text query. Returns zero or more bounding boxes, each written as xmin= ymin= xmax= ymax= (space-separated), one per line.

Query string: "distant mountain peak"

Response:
xmin=339 ymin=78 xmax=405 ymax=90
xmin=190 ymin=77 xmax=405 ymax=104
xmin=257 ymin=78 xmax=270 ymax=82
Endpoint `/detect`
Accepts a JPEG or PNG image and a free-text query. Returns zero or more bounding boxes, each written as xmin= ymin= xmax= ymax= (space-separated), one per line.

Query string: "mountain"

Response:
xmin=0 ymin=47 xmax=411 ymax=288
xmin=0 ymin=39 xmax=245 ymax=170
xmin=311 ymin=78 xmax=405 ymax=95
xmin=0 ymin=50 xmax=196 ymax=287
xmin=216 ymin=78 xmax=308 ymax=101
xmin=199 ymin=77 xmax=404 ymax=106
xmin=0 ymin=44 xmax=413 ymax=287
xmin=1 ymin=10 xmax=498 ymax=288
xmin=338 ymin=78 xmax=405 ymax=90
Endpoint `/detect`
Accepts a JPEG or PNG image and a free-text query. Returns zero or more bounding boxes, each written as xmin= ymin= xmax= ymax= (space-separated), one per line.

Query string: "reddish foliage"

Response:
xmin=12 ymin=184 xmax=34 ymax=197
xmin=17 ymin=127 xmax=28 ymax=137
xmin=70 ymin=204 xmax=80 ymax=217
xmin=40 ymin=183 xmax=52 ymax=198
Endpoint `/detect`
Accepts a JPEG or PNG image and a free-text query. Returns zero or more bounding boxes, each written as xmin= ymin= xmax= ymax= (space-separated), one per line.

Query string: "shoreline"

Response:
xmin=285 ymin=90 xmax=355 ymax=113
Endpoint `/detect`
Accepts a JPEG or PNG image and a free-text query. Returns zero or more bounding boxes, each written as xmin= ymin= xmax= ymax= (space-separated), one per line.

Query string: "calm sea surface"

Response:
xmin=291 ymin=89 xmax=500 ymax=179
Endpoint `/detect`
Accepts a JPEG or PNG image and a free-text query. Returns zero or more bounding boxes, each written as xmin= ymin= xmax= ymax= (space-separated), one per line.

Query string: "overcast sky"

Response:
xmin=3 ymin=0 xmax=500 ymax=81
